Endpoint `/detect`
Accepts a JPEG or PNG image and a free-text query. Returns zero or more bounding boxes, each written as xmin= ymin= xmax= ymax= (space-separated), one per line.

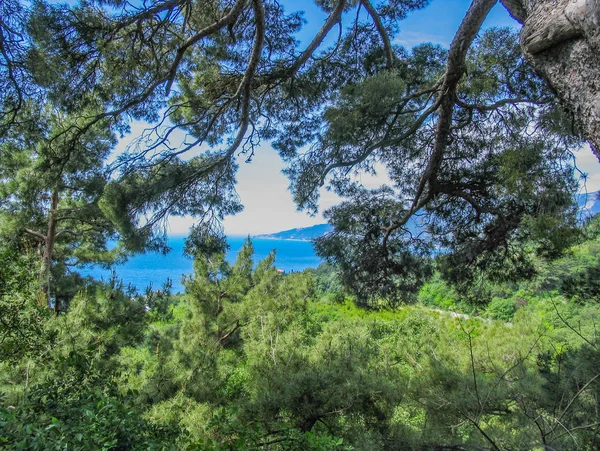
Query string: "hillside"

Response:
xmin=255 ymin=224 xmax=333 ymax=241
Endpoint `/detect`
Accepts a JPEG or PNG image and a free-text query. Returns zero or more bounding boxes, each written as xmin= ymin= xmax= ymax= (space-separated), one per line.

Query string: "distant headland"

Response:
xmin=252 ymin=191 xmax=600 ymax=242
xmin=254 ymin=224 xmax=333 ymax=241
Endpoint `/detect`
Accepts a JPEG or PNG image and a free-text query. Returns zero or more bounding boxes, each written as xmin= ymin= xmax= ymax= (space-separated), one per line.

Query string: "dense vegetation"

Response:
xmin=1 ymin=0 xmax=592 ymax=305
xmin=2 ymin=232 xmax=600 ymax=450
xmin=2 ymin=0 xmax=600 ymax=449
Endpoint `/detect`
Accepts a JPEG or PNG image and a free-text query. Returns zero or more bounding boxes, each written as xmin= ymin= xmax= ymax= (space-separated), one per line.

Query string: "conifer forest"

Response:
xmin=2 ymin=0 xmax=600 ymax=449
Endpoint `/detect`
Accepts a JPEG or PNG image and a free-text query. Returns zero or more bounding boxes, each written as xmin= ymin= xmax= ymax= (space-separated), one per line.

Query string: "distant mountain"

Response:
xmin=256 ymin=192 xmax=600 ymax=242
xmin=255 ymin=224 xmax=333 ymax=241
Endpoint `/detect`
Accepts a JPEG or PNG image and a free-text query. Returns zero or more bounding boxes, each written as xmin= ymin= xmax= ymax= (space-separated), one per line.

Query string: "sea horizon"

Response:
xmin=80 ymin=236 xmax=323 ymax=294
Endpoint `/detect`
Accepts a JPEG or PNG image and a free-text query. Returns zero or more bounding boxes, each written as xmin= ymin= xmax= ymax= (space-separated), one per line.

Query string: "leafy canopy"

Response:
xmin=0 ymin=1 xmax=586 ymax=301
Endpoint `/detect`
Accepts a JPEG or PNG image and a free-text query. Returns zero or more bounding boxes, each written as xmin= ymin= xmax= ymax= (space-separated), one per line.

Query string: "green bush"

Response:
xmin=485 ymin=297 xmax=516 ymax=321
xmin=418 ymin=278 xmax=458 ymax=310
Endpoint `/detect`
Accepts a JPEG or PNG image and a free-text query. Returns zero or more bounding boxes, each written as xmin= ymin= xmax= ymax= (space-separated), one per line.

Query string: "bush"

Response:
xmin=418 ymin=278 xmax=458 ymax=310
xmin=485 ymin=297 xmax=516 ymax=322
xmin=0 ymin=248 xmax=49 ymax=363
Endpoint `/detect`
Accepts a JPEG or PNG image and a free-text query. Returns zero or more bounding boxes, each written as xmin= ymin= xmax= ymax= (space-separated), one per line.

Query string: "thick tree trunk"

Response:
xmin=501 ymin=0 xmax=600 ymax=157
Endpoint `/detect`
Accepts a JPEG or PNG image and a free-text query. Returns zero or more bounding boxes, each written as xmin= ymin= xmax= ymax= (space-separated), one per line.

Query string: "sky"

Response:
xmin=129 ymin=0 xmax=600 ymax=236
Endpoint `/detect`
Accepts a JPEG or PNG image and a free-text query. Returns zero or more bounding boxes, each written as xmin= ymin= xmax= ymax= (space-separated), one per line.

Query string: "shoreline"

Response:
xmin=250 ymin=236 xmax=314 ymax=242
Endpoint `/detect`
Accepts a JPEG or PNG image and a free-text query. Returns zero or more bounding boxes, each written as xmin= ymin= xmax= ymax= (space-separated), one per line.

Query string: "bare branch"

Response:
xmin=455 ymin=96 xmax=541 ymax=111
xmin=54 ymin=229 xmax=74 ymax=239
xmin=552 ymin=422 xmax=600 ymax=441
xmin=24 ymin=228 xmax=46 ymax=242
xmin=383 ymin=0 xmax=498 ymax=242
xmin=224 ymin=0 xmax=265 ymax=160
xmin=420 ymin=0 xmax=498 ymax=196
xmin=360 ymin=0 xmax=395 ymax=69
xmin=165 ymin=0 xmax=248 ymax=95
xmin=317 ymin=98 xmax=440 ymax=186
xmin=552 ymin=300 xmax=598 ymax=350
xmin=458 ymin=320 xmax=483 ymax=413
xmin=551 ymin=372 xmax=600 ymax=435
xmin=110 ymin=0 xmax=188 ymax=32
xmin=219 ymin=319 xmax=247 ymax=344
xmin=289 ymin=0 xmax=347 ymax=76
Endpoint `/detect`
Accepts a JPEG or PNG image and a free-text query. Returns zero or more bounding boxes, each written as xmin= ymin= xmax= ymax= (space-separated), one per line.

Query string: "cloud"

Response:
xmin=575 ymin=144 xmax=600 ymax=193
xmin=167 ymin=151 xmax=395 ymax=236
xmin=393 ymin=31 xmax=449 ymax=49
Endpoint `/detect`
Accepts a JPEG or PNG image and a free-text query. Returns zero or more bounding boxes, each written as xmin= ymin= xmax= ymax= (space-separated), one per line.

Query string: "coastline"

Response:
xmin=251 ymin=236 xmax=314 ymax=242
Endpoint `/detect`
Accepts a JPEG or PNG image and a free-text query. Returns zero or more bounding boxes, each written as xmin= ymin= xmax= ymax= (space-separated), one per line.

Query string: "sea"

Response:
xmin=80 ymin=237 xmax=323 ymax=294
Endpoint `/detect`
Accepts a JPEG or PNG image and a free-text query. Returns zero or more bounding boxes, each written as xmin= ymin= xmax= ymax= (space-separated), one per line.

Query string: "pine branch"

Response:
xmin=289 ymin=0 xmax=347 ymax=76
xmin=361 ymin=0 xmax=395 ymax=69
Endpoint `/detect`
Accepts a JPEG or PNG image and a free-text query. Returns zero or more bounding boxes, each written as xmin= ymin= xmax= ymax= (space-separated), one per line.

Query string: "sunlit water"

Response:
xmin=80 ymin=237 xmax=322 ymax=294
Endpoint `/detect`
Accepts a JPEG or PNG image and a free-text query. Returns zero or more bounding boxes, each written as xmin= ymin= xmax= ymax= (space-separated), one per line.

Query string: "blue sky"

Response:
xmin=106 ymin=0 xmax=599 ymax=236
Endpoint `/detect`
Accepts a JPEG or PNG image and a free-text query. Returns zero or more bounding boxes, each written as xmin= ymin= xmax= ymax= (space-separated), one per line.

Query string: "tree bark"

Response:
xmin=42 ymin=187 xmax=58 ymax=311
xmin=500 ymin=0 xmax=600 ymax=157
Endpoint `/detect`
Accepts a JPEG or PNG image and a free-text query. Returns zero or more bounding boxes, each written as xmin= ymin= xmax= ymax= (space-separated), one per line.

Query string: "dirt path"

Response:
xmin=422 ymin=307 xmax=512 ymax=326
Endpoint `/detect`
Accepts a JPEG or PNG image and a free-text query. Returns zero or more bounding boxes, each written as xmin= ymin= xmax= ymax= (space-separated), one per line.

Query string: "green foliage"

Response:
xmin=304 ymin=263 xmax=344 ymax=296
xmin=559 ymin=229 xmax=600 ymax=302
xmin=314 ymin=186 xmax=433 ymax=306
xmin=0 ymin=101 xmax=126 ymax=309
xmin=305 ymin=28 xmax=580 ymax=303
xmin=184 ymin=223 xmax=230 ymax=259
xmin=0 ymin=247 xmax=49 ymax=362
xmin=485 ymin=297 xmax=516 ymax=322
xmin=0 ymin=386 xmax=171 ymax=450
xmin=0 ymin=275 xmax=178 ymax=450
xmin=100 ymin=157 xmax=242 ymax=254
xmin=3 ymin=236 xmax=600 ymax=449
xmin=418 ymin=275 xmax=460 ymax=310
xmin=4 ymin=0 xmax=584 ymax=306
xmin=2 ymin=1 xmax=599 ymax=448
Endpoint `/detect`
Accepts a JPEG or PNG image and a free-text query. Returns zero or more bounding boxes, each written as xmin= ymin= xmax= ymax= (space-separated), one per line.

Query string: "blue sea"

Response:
xmin=81 ymin=237 xmax=323 ymax=294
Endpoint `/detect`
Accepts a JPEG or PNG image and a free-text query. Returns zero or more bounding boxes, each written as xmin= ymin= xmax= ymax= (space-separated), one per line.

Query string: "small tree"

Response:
xmin=0 ymin=104 xmax=122 ymax=310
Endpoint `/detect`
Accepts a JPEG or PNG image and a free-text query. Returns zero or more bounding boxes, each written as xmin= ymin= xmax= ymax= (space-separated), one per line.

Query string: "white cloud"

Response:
xmin=575 ymin=144 xmax=600 ymax=193
xmin=168 ymin=145 xmax=332 ymax=236
xmin=167 ymin=149 xmax=395 ymax=236
xmin=222 ymin=149 xmax=327 ymax=236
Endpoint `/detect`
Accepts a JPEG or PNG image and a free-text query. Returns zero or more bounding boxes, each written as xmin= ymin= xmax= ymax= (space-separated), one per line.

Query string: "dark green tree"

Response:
xmin=1 ymin=0 xmax=593 ymax=302
xmin=173 ymin=237 xmax=255 ymax=401
xmin=0 ymin=104 xmax=122 ymax=310
xmin=311 ymin=28 xmax=580 ymax=301
xmin=0 ymin=247 xmax=48 ymax=363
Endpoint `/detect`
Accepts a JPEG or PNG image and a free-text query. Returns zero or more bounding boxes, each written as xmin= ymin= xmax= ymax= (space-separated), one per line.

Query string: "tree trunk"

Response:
xmin=500 ymin=0 xmax=600 ymax=157
xmin=42 ymin=187 xmax=58 ymax=311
